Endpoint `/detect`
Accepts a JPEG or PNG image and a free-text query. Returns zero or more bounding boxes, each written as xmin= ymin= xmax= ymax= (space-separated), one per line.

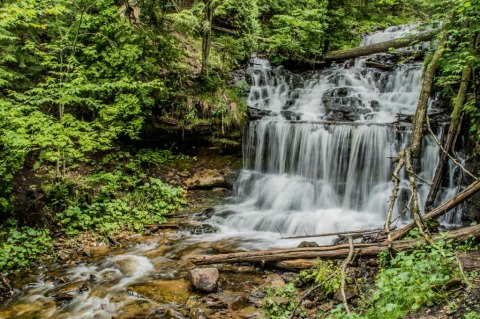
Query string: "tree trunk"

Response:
xmin=425 ymin=66 xmax=472 ymax=211
xmin=410 ymin=34 xmax=446 ymax=157
xmin=187 ymin=224 xmax=480 ymax=265
xmin=201 ymin=0 xmax=215 ymax=76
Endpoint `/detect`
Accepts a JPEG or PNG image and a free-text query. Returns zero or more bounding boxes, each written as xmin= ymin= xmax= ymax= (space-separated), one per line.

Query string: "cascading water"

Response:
xmin=0 ymin=25 xmax=466 ymax=319
xmin=208 ymin=25 xmax=462 ymax=248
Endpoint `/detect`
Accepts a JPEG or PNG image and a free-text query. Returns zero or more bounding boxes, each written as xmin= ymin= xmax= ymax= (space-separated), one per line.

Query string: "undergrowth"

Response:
xmin=263 ymin=237 xmax=479 ymax=319
xmin=0 ymin=221 xmax=52 ymax=274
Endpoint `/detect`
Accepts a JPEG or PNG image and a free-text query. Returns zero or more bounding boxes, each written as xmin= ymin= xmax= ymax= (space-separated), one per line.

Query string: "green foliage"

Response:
xmin=262 ymin=283 xmax=301 ymax=319
xmin=465 ymin=312 xmax=480 ymax=319
xmin=45 ymin=151 xmax=187 ymax=235
xmin=0 ymin=222 xmax=52 ymax=274
xmin=261 ymin=0 xmax=329 ymax=63
xmin=326 ymin=239 xmax=473 ymax=319
xmin=299 ymin=260 xmax=342 ymax=295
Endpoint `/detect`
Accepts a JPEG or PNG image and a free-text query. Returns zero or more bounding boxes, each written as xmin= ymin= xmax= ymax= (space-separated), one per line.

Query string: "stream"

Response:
xmin=0 ymin=25 xmax=465 ymax=319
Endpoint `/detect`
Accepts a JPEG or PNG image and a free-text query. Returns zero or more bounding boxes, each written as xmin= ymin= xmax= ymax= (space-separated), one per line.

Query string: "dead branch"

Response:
xmin=288 ymin=272 xmax=338 ymax=319
xmin=385 ymin=150 xmax=405 ymax=242
xmin=340 ymin=237 xmax=354 ymax=314
xmin=425 ymin=116 xmax=477 ymax=181
xmin=281 ymin=228 xmax=387 ymax=240
xmin=405 ymin=148 xmax=431 ymax=243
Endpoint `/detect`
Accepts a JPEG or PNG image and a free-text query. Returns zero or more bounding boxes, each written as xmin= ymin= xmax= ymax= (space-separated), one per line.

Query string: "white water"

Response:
xmin=208 ymin=25 xmax=462 ymax=249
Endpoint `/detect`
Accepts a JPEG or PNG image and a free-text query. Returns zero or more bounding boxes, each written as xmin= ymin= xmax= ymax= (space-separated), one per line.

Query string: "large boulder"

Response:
xmin=185 ymin=169 xmax=228 ymax=190
xmin=188 ymin=268 xmax=219 ymax=293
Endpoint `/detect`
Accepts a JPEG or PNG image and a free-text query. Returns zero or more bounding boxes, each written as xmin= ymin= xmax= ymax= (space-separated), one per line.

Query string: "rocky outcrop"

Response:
xmin=322 ymin=87 xmax=372 ymax=121
xmin=188 ymin=268 xmax=219 ymax=293
xmin=185 ymin=169 xmax=230 ymax=190
xmin=248 ymin=107 xmax=272 ymax=120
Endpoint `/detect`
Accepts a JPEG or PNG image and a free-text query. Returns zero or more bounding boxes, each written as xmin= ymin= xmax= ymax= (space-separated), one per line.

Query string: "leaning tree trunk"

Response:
xmin=201 ymin=0 xmax=215 ymax=76
xmin=424 ymin=66 xmax=472 ymax=211
xmin=410 ymin=34 xmax=446 ymax=158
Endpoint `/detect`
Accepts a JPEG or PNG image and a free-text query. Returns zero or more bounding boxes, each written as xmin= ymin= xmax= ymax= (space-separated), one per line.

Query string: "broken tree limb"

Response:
xmin=425 ymin=66 xmax=474 ymax=211
xmin=410 ymin=33 xmax=446 ymax=157
xmin=385 ymin=150 xmax=406 ymax=242
xmin=281 ymin=228 xmax=387 ymax=240
xmin=405 ymin=148 xmax=431 ymax=243
xmin=187 ymin=224 xmax=480 ymax=265
xmin=425 ymin=116 xmax=478 ymax=181
xmin=340 ymin=237 xmax=354 ymax=314
xmin=390 ymin=180 xmax=480 ymax=241
xmin=323 ymin=30 xmax=438 ymax=61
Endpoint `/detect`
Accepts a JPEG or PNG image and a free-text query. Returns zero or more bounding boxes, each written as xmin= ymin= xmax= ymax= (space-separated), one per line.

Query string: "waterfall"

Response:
xmin=208 ymin=25 xmax=462 ymax=248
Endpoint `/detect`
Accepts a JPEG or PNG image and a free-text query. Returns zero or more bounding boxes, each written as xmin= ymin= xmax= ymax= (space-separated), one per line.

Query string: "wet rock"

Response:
xmin=50 ymin=281 xmax=89 ymax=302
xmin=204 ymin=298 xmax=228 ymax=309
xmin=370 ymin=100 xmax=380 ymax=111
xmin=318 ymin=301 xmax=335 ymax=311
xmin=128 ymin=279 xmax=191 ymax=303
xmin=333 ymin=285 xmax=358 ymax=301
xmin=189 ymin=308 xmax=208 ymax=319
xmin=281 ymin=110 xmax=302 ymax=121
xmin=166 ymin=308 xmax=188 ymax=319
xmin=248 ymin=107 xmax=272 ymax=120
xmin=264 ymin=274 xmax=285 ymax=289
xmin=322 ymin=87 xmax=371 ymax=121
xmin=185 ymin=169 xmax=229 ymax=190
xmin=188 ymin=268 xmax=219 ymax=293
xmin=149 ymin=307 xmax=188 ymax=319
xmin=237 ymin=306 xmax=265 ymax=319
xmin=297 ymin=241 xmax=319 ymax=248
xmin=180 ymin=221 xmax=218 ymax=235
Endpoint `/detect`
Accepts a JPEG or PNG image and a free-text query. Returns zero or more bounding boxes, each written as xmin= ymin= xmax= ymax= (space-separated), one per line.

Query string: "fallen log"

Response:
xmin=324 ymin=30 xmax=437 ymax=61
xmin=187 ymin=224 xmax=480 ymax=265
xmin=281 ymin=227 xmax=387 ymax=240
xmin=390 ymin=180 xmax=480 ymax=241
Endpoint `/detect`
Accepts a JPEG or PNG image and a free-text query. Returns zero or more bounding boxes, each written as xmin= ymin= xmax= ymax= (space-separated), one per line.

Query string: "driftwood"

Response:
xmin=425 ymin=66 xmax=473 ymax=211
xmin=187 ymin=224 xmax=480 ymax=265
xmin=390 ymin=180 xmax=480 ymax=241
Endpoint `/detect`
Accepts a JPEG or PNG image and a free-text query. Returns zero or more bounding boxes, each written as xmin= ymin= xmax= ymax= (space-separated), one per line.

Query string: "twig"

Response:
xmin=412 ymin=171 xmax=432 ymax=186
xmin=426 ymin=116 xmax=478 ymax=180
xmin=288 ymin=272 xmax=338 ymax=319
xmin=340 ymin=236 xmax=354 ymax=314
xmin=455 ymin=255 xmax=473 ymax=288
